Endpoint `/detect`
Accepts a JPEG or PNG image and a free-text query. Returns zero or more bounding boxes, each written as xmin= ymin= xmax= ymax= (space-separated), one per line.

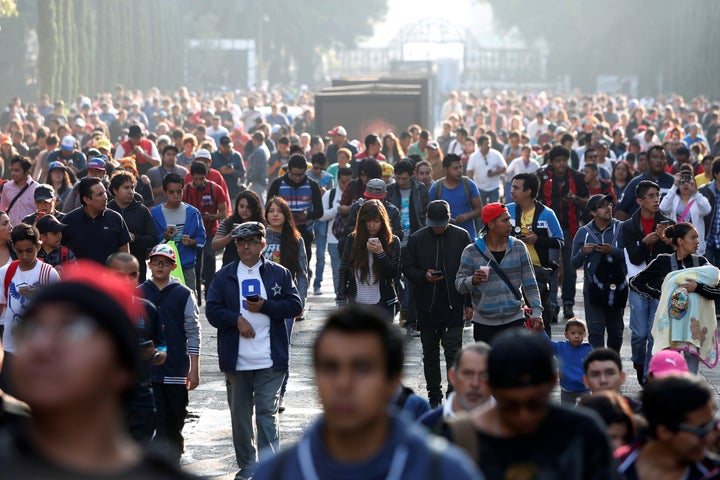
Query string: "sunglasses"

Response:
xmin=674 ymin=414 xmax=720 ymax=438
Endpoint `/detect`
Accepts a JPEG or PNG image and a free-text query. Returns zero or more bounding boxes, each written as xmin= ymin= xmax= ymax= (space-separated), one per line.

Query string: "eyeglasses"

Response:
xmin=674 ymin=414 xmax=720 ymax=438
xmin=642 ymin=193 xmax=660 ymax=199
xmin=149 ymin=259 xmax=174 ymax=267
xmin=236 ymin=238 xmax=262 ymax=246
xmin=15 ymin=316 xmax=98 ymax=346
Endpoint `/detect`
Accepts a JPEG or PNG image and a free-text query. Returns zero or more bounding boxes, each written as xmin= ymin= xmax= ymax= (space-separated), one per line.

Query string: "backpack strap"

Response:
xmin=328 ymin=188 xmax=337 ymax=209
xmin=670 ymin=254 xmax=679 ymax=272
xmin=3 ymin=261 xmax=20 ymax=301
xmin=395 ymin=386 xmax=414 ymax=409
xmin=435 ymin=177 xmax=473 ymax=205
xmin=445 ymin=415 xmax=480 ymax=464
xmin=59 ymin=246 xmax=69 ymax=264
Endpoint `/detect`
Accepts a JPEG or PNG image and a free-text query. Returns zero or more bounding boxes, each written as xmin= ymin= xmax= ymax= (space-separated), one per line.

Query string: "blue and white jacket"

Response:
xmin=206 ymin=256 xmax=303 ymax=373
xmin=150 ymin=202 xmax=206 ymax=269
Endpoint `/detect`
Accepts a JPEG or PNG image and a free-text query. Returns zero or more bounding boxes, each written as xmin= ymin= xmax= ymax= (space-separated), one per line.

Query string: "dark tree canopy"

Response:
xmin=0 ymin=0 xmax=388 ymax=101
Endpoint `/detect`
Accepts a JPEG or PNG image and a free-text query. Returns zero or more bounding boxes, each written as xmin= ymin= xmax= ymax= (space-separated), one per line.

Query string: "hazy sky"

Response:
xmin=364 ymin=0 xmax=494 ymax=47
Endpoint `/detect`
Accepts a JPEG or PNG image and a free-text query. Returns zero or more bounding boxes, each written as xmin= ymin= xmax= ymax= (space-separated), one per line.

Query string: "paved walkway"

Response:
xmin=181 ymin=255 xmax=720 ymax=478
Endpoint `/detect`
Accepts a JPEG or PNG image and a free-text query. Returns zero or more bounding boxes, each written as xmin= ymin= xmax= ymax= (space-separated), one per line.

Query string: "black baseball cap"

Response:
xmin=36 ymin=214 xmax=67 ymax=234
xmin=426 ymin=200 xmax=450 ymax=228
xmin=587 ymin=194 xmax=613 ymax=211
xmin=34 ymin=184 xmax=55 ymax=202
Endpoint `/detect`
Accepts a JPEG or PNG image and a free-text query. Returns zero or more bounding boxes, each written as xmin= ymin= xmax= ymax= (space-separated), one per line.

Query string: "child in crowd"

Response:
xmin=138 ymin=243 xmax=200 ymax=463
xmin=36 ymin=214 xmax=76 ymax=275
xmin=544 ymin=318 xmax=593 ymax=405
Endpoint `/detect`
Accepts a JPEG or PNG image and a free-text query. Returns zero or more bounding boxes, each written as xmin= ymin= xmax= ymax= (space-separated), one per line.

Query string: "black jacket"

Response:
xmin=386 ymin=179 xmax=429 ymax=235
xmin=621 ymin=209 xmax=675 ymax=269
xmin=402 ymin=224 xmax=472 ymax=312
xmin=108 ymin=198 xmax=158 ymax=265
xmin=338 ymin=233 xmax=400 ymax=306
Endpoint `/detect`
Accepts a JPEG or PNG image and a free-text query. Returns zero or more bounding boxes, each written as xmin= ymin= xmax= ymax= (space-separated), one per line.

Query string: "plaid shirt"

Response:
xmin=710 ymin=182 xmax=720 ymax=249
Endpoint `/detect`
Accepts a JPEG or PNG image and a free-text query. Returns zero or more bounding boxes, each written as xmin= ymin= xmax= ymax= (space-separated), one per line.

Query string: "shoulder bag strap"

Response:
xmin=6 ymin=182 xmax=31 ymax=215
xmin=678 ymin=199 xmax=695 ymax=223
xmin=446 ymin=416 xmax=480 ymax=464
xmin=670 ymin=254 xmax=678 ymax=272
xmin=474 ymin=243 xmax=521 ymax=301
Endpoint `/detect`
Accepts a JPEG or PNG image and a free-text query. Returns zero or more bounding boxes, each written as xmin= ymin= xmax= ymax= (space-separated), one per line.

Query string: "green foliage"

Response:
xmin=0 ymin=0 xmax=18 ymax=17
xmin=34 ymin=0 xmax=185 ymax=101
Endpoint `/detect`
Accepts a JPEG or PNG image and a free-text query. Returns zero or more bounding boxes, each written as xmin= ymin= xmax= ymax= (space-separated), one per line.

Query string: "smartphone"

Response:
xmin=369 ymin=237 xmax=379 ymax=243
xmin=430 ymin=270 xmax=443 ymax=277
xmin=659 ymin=220 xmax=671 ymax=226
xmin=246 ymin=294 xmax=259 ymax=302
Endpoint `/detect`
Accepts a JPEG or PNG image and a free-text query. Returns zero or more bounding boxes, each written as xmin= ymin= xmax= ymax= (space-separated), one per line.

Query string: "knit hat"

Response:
xmin=118 ymin=156 xmax=138 ymax=176
xmin=23 ymin=260 xmax=142 ymax=373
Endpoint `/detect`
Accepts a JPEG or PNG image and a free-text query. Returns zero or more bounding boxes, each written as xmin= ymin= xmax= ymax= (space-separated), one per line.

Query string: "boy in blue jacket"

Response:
xmin=150 ymin=173 xmax=205 ymax=294
xmin=544 ymin=318 xmax=593 ymax=405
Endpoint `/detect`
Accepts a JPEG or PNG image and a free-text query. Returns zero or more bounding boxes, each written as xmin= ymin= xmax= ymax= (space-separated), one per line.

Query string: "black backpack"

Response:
xmin=584 ymin=224 xmax=628 ymax=308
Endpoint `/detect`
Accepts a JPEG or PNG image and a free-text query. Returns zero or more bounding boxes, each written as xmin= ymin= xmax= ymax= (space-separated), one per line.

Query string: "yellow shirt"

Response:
xmin=520 ymin=207 xmax=541 ymax=266
xmin=696 ymin=172 xmax=711 ymax=187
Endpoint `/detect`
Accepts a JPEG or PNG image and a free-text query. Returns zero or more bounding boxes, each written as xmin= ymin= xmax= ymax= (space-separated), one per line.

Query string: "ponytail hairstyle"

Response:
xmin=664 ymin=222 xmax=694 ymax=247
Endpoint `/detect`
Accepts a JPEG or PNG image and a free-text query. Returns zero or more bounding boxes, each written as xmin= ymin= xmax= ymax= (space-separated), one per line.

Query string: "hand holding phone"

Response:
xmin=246 ymin=294 xmax=259 ymax=302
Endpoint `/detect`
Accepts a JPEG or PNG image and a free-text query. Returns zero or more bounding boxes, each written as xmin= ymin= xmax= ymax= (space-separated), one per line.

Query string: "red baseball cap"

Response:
xmin=481 ymin=202 xmax=507 ymax=225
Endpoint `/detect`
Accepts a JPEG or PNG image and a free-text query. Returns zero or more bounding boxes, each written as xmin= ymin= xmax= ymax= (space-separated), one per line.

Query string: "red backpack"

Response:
xmin=4 ymin=260 xmax=54 ymax=301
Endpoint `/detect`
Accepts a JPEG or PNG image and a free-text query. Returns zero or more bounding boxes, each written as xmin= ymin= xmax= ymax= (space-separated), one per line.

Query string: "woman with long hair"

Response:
xmin=659 ymin=166 xmax=711 ymax=255
xmin=264 ymin=196 xmax=307 ymax=412
xmin=43 ymin=161 xmax=73 ymax=212
xmin=631 ymin=222 xmax=720 ymax=374
xmin=381 ymin=133 xmax=405 ymax=165
xmin=338 ymin=199 xmax=400 ymax=320
xmin=610 ymin=160 xmax=634 ymax=201
xmin=212 ymin=189 xmax=265 ymax=266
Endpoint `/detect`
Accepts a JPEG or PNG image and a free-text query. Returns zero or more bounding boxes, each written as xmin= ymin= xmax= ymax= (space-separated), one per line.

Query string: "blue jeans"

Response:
xmin=328 ymin=242 xmax=341 ymax=301
xmin=313 ymin=221 xmax=328 ymax=290
xmin=225 ymin=367 xmax=285 ymax=476
xmin=629 ymin=291 xmax=659 ymax=370
xmin=479 ymin=187 xmax=499 ymax=206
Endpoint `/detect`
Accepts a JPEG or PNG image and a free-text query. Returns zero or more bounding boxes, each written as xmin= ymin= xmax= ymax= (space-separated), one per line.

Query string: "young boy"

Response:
xmin=0 ymin=223 xmax=60 ymax=393
xmin=544 ymin=318 xmax=593 ymax=405
xmin=35 ymin=214 xmax=76 ymax=275
xmin=138 ymin=243 xmax=200 ymax=463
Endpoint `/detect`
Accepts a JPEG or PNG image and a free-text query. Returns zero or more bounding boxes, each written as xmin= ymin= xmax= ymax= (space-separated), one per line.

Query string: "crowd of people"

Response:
xmin=0 ymin=86 xmax=719 ymax=478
